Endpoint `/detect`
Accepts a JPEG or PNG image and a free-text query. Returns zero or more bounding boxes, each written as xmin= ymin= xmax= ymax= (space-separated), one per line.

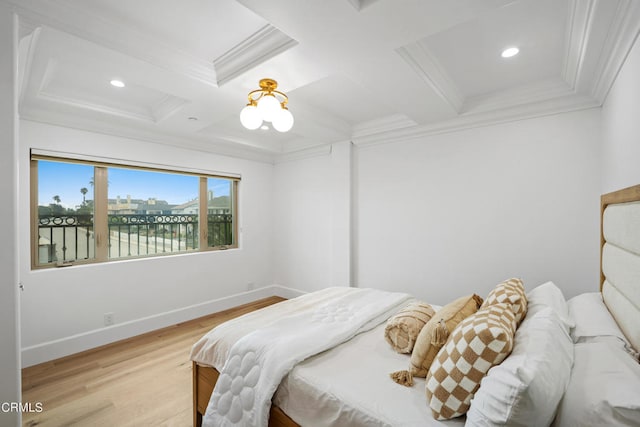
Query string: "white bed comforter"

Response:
xmin=198 ymin=287 xmax=411 ymax=427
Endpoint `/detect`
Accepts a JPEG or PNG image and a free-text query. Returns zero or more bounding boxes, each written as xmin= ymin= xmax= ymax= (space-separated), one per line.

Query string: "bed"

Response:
xmin=190 ymin=184 xmax=640 ymax=427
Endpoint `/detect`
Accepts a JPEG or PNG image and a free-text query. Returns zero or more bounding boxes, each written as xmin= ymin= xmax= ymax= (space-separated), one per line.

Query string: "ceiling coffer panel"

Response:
xmin=11 ymin=0 xmax=640 ymax=159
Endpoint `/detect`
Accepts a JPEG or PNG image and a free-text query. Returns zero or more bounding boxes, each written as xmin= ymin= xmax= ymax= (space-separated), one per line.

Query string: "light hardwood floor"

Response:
xmin=22 ymin=296 xmax=285 ymax=427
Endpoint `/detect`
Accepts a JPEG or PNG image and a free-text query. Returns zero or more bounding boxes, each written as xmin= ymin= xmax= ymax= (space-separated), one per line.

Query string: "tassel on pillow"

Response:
xmin=389 ymin=294 xmax=483 ymax=387
xmin=430 ymin=319 xmax=449 ymax=346
xmin=391 ymin=320 xmax=448 ymax=387
xmin=390 ymin=370 xmax=414 ymax=387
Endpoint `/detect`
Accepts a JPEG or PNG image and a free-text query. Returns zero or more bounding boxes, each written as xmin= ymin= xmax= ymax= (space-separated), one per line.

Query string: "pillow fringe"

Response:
xmin=390 ymin=370 xmax=414 ymax=387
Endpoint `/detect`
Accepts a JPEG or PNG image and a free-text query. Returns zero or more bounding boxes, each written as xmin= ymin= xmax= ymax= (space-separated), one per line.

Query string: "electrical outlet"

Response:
xmin=104 ymin=312 xmax=115 ymax=326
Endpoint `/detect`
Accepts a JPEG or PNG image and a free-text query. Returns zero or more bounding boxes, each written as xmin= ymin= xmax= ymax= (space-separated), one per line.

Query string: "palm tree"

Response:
xmin=80 ymin=187 xmax=88 ymax=205
xmin=51 ymin=195 xmax=63 ymax=216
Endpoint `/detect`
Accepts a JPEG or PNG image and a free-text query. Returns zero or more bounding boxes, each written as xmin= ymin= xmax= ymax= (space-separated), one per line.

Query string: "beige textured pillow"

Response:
xmin=390 ymin=294 xmax=483 ymax=386
xmin=425 ymin=303 xmax=517 ymax=420
xmin=481 ymin=278 xmax=528 ymax=325
xmin=385 ymin=301 xmax=436 ymax=353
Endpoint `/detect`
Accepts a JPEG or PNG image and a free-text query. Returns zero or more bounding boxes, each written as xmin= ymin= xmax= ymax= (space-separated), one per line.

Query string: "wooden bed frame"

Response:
xmin=193 ymin=183 xmax=640 ymax=427
xmin=192 ymin=361 xmax=299 ymax=427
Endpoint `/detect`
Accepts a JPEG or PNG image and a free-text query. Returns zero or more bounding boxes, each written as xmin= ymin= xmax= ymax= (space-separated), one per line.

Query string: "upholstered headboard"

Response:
xmin=600 ymin=184 xmax=640 ymax=352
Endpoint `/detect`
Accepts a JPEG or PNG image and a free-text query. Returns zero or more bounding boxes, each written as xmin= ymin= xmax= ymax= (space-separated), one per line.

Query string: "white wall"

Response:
xmin=19 ymin=121 xmax=274 ymax=365
xmin=0 ymin=5 xmax=21 ymax=427
xmin=356 ymin=110 xmax=601 ymax=303
xmin=601 ymin=32 xmax=640 ymax=193
xmin=275 ymin=109 xmax=602 ymax=304
xmin=273 ymin=142 xmax=354 ymax=292
xmin=273 ymin=152 xmax=334 ymax=292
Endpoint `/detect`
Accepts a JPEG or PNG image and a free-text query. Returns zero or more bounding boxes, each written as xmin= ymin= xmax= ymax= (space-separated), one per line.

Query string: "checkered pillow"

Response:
xmin=481 ymin=278 xmax=527 ymax=324
xmin=425 ymin=303 xmax=517 ymax=420
xmin=409 ymin=294 xmax=483 ymax=377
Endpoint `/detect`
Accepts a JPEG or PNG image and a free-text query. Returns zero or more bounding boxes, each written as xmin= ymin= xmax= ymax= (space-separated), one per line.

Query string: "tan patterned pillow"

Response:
xmin=425 ymin=303 xmax=517 ymax=420
xmin=385 ymin=301 xmax=436 ymax=353
xmin=390 ymin=294 xmax=483 ymax=386
xmin=481 ymin=278 xmax=527 ymax=325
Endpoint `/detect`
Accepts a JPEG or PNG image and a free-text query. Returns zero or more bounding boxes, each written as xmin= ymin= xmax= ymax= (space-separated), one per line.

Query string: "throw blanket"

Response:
xmin=201 ymin=287 xmax=411 ymax=427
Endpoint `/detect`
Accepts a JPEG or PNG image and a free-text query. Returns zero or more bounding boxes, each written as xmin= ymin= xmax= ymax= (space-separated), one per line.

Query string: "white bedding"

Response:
xmin=196 ymin=287 xmax=412 ymax=427
xmin=191 ymin=287 xmax=385 ymax=370
xmin=553 ymin=292 xmax=640 ymax=427
xmin=274 ymin=321 xmax=464 ymax=427
xmin=552 ymin=337 xmax=640 ymax=427
xmin=191 ymin=286 xmax=638 ymax=427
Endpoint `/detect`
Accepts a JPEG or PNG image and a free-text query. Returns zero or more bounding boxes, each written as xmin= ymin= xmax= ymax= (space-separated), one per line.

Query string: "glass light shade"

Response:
xmin=272 ymin=108 xmax=294 ymax=132
xmin=240 ymin=104 xmax=262 ymax=130
xmin=257 ymin=94 xmax=280 ymax=122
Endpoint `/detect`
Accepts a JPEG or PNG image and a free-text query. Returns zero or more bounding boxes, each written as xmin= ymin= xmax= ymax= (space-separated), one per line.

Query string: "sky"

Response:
xmin=38 ymin=160 xmax=231 ymax=209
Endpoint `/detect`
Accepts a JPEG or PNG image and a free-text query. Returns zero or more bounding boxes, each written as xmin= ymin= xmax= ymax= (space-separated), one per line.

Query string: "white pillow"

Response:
xmin=568 ymin=292 xmax=629 ymax=343
xmin=526 ymin=281 xmax=574 ymax=331
xmin=466 ymin=307 xmax=573 ymax=427
xmin=552 ymin=340 xmax=640 ymax=427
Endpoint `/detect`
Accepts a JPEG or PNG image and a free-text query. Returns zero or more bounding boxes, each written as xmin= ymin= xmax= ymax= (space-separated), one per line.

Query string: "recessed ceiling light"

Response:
xmin=501 ymin=47 xmax=519 ymax=58
xmin=110 ymin=79 xmax=125 ymax=88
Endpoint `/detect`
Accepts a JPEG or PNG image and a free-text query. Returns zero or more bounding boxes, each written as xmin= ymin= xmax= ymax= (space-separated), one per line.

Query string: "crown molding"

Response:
xmin=17 ymin=9 xmax=39 ymax=38
xmin=345 ymin=0 xmax=379 ymax=12
xmin=396 ymin=42 xmax=465 ymax=113
xmin=18 ymin=25 xmax=41 ymax=110
xmin=274 ymin=143 xmax=332 ymax=164
xmin=562 ymin=0 xmax=596 ymax=90
xmin=346 ymin=0 xmax=362 ymax=11
xmin=462 ymin=78 xmax=573 ymax=114
xmin=290 ymin=102 xmax=353 ymax=142
xmin=150 ymin=95 xmax=190 ymax=123
xmin=4 ymin=0 xmax=217 ymax=87
xmin=352 ymin=114 xmax=416 ymax=139
xmin=19 ymin=108 xmax=277 ymax=164
xmin=590 ymin=0 xmax=640 ymax=103
xmin=352 ymin=94 xmax=599 ymax=149
xmin=196 ymin=125 xmax=284 ymax=153
xmin=213 ymin=24 xmax=298 ymax=86
xmin=562 ymin=0 xmax=640 ymax=104
xmin=37 ymin=91 xmax=155 ymax=123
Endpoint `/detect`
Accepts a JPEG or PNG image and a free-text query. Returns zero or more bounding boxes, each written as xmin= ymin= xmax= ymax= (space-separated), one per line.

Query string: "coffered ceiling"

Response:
xmin=7 ymin=0 xmax=640 ymax=162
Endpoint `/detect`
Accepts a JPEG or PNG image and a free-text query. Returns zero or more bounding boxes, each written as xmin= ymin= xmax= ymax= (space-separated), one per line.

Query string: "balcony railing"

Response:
xmin=38 ymin=214 xmax=94 ymax=264
xmin=37 ymin=213 xmax=233 ymax=265
xmin=108 ymin=213 xmax=199 ymax=259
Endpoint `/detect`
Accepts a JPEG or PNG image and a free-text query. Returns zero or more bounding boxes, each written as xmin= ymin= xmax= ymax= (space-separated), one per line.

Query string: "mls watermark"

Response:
xmin=1 ymin=402 xmax=43 ymax=413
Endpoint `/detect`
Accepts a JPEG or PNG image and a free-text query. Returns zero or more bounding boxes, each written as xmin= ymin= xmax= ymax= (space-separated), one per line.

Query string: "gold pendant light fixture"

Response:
xmin=240 ymin=78 xmax=294 ymax=132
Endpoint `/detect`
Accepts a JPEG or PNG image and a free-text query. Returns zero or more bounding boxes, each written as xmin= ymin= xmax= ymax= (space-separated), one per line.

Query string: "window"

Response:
xmin=31 ymin=155 xmax=239 ymax=269
xmin=36 ymin=161 xmax=95 ymax=264
xmin=106 ymin=167 xmax=199 ymax=259
xmin=207 ymin=177 xmax=235 ymax=247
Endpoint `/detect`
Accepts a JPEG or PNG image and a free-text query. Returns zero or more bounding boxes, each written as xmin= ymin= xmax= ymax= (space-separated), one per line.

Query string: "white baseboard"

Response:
xmin=270 ymin=284 xmax=306 ymax=299
xmin=21 ymin=284 xmax=306 ymax=368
